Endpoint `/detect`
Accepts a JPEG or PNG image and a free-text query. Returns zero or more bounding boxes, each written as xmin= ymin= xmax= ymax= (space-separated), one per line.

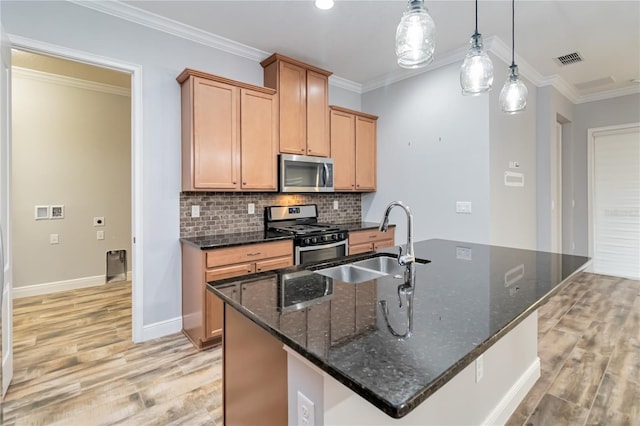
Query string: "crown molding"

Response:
xmin=68 ymin=0 xmax=269 ymax=62
xmin=575 ymin=85 xmax=640 ymax=104
xmin=329 ymin=75 xmax=363 ymax=94
xmin=362 ymin=43 xmax=469 ymax=93
xmin=12 ymin=66 xmax=131 ymax=97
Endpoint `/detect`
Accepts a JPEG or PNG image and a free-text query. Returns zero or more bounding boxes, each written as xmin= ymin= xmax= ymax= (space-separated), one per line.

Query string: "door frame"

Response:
xmin=587 ymin=122 xmax=640 ymax=268
xmin=9 ymin=35 xmax=144 ymax=342
xmin=550 ymin=122 xmax=562 ymax=253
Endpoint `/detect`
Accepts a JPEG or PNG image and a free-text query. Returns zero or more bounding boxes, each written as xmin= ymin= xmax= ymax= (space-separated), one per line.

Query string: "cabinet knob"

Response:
xmin=243 ymin=182 xmax=247 ymax=185
xmin=233 ymin=181 xmax=237 ymax=184
xmin=357 ymin=185 xmax=360 ymax=188
xmin=308 ymin=149 xmax=312 ymax=152
xmin=301 ymin=148 xmax=305 ymax=152
xmin=257 ymin=267 xmax=262 ymax=271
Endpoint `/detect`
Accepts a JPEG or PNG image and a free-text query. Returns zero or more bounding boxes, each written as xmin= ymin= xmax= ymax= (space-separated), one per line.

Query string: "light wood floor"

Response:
xmin=2 ymin=281 xmax=222 ymax=425
xmin=508 ymin=272 xmax=640 ymax=425
xmin=1 ymin=273 xmax=638 ymax=425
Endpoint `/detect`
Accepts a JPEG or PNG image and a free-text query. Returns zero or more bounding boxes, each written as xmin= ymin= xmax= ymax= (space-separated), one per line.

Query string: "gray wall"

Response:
xmin=570 ymin=93 xmax=640 ymax=256
xmin=535 ymin=86 xmax=574 ymax=253
xmin=489 ymin=56 xmax=538 ymax=250
xmin=12 ymin=71 xmax=131 ymax=288
xmin=361 ymin=61 xmax=491 ymax=246
xmin=329 ymin=84 xmax=361 ymax=111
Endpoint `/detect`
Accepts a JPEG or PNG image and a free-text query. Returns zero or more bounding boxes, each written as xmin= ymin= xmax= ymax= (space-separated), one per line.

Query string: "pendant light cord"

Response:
xmin=474 ymin=0 xmax=478 ymax=35
xmin=511 ymin=0 xmax=515 ymax=67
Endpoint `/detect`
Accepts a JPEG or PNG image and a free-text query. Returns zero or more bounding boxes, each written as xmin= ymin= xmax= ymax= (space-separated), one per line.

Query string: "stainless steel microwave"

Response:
xmin=279 ymin=154 xmax=334 ymax=193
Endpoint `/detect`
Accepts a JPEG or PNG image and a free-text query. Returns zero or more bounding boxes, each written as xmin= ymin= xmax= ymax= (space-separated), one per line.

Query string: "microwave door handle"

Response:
xmin=323 ymin=163 xmax=329 ymax=187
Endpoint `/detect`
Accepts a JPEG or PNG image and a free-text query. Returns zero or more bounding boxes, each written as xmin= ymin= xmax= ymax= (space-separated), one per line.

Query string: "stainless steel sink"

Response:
xmin=313 ymin=264 xmax=387 ymax=284
xmin=313 ymin=255 xmax=408 ymax=284
xmin=350 ymin=256 xmax=406 ymax=277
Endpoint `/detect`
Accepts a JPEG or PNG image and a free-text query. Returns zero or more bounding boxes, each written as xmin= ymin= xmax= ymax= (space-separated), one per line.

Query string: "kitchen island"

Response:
xmin=207 ymin=239 xmax=589 ymax=425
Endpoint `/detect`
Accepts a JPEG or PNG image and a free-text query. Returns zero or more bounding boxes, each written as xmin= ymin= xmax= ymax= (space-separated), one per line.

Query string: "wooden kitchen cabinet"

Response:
xmin=178 ymin=69 xmax=278 ymax=191
xmin=261 ymin=53 xmax=332 ymax=157
xmin=330 ymin=106 xmax=378 ymax=192
xmin=181 ymin=239 xmax=293 ymax=350
xmin=348 ymin=227 xmax=395 ymax=255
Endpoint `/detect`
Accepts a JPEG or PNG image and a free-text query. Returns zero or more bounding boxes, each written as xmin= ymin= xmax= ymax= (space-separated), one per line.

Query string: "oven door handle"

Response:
xmin=296 ymin=239 xmax=347 ymax=252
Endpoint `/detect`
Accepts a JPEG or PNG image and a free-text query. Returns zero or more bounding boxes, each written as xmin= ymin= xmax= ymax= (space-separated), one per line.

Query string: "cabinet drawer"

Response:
xmin=256 ymin=256 xmax=293 ymax=273
xmin=349 ymin=228 xmax=394 ymax=246
xmin=348 ymin=243 xmax=373 ymax=255
xmin=206 ymin=240 xmax=292 ymax=268
xmin=206 ymin=263 xmax=255 ymax=282
xmin=374 ymin=239 xmax=395 ymax=250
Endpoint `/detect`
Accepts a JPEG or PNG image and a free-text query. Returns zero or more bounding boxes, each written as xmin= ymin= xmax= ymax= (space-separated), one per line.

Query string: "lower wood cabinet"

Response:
xmin=181 ymin=239 xmax=293 ymax=350
xmin=348 ymin=227 xmax=395 ymax=255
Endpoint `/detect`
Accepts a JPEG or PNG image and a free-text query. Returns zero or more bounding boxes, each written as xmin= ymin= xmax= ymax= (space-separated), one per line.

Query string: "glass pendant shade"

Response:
xmin=460 ymin=34 xmax=493 ymax=95
xmin=499 ymin=65 xmax=528 ymax=114
xmin=395 ymin=0 xmax=436 ymax=69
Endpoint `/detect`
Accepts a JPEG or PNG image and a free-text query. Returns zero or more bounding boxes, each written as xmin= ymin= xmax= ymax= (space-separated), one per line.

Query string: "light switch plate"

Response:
xmin=50 ymin=234 xmax=59 ymax=244
xmin=456 ymin=201 xmax=472 ymax=214
xmin=333 ymin=200 xmax=339 ymax=210
xmin=97 ymin=230 xmax=105 ymax=240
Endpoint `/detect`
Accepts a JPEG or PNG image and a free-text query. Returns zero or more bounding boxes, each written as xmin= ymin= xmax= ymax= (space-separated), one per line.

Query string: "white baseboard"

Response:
xmin=13 ymin=271 xmax=133 ymax=299
xmin=483 ymin=357 xmax=541 ymax=425
xmin=141 ymin=317 xmax=183 ymax=341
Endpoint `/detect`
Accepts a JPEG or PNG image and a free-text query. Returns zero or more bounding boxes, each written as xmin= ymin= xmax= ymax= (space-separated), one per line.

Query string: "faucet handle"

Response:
xmin=397 ymin=246 xmax=406 ymax=265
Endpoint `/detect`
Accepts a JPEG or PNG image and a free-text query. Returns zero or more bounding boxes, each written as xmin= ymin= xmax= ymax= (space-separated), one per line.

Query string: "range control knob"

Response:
xmin=303 ymin=238 xmax=311 ymax=246
xmin=311 ymin=237 xmax=318 ymax=244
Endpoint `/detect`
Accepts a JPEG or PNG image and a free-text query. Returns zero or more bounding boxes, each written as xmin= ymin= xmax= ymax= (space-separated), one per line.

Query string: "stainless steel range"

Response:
xmin=265 ymin=204 xmax=348 ymax=265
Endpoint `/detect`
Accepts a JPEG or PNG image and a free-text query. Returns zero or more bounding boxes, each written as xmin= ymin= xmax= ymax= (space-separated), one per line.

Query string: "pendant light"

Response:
xmin=499 ymin=0 xmax=528 ymax=114
xmin=460 ymin=0 xmax=493 ymax=95
xmin=395 ymin=0 xmax=436 ymax=69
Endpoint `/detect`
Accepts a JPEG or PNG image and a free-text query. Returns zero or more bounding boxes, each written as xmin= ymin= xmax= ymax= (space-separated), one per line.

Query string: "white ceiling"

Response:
xmin=107 ymin=1 xmax=639 ymax=101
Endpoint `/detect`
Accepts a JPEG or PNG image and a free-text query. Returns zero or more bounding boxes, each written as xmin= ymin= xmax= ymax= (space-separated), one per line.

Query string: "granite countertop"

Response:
xmin=207 ymin=239 xmax=589 ymax=418
xmin=180 ymin=222 xmax=391 ymax=250
xmin=180 ymin=231 xmax=293 ymax=250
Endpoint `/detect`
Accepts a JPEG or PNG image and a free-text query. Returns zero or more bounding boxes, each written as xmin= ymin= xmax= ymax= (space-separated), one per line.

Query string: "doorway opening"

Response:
xmin=7 ymin=37 xmax=143 ymax=345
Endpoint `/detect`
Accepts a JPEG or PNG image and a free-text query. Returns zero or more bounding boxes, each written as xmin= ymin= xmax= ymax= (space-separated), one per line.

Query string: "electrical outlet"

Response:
xmin=93 ymin=217 xmax=105 ymax=227
xmin=475 ymin=354 xmax=484 ymax=383
xmin=50 ymin=234 xmax=59 ymax=244
xmin=456 ymin=201 xmax=472 ymax=214
xmin=248 ymin=203 xmax=255 ymax=215
xmin=297 ymin=391 xmax=315 ymax=426
xmin=97 ymin=230 xmax=105 ymax=240
xmin=191 ymin=205 xmax=200 ymax=218
xmin=333 ymin=200 xmax=339 ymax=210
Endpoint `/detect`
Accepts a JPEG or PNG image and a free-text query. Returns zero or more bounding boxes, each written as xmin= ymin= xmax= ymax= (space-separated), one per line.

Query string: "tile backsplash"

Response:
xmin=180 ymin=192 xmax=362 ymax=238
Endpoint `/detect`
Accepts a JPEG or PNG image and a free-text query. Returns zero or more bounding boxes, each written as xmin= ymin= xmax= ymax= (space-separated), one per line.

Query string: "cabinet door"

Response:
xmin=278 ymin=61 xmax=306 ymax=154
xmin=355 ymin=280 xmax=377 ymax=334
xmin=306 ymin=70 xmax=330 ymax=157
xmin=240 ymin=88 xmax=278 ymax=190
xmin=330 ymin=285 xmax=356 ymax=344
xmin=330 ymin=109 xmax=356 ymax=191
xmin=193 ymin=77 xmax=240 ymax=189
xmin=205 ymin=291 xmax=224 ymax=340
xmin=355 ymin=115 xmax=377 ymax=191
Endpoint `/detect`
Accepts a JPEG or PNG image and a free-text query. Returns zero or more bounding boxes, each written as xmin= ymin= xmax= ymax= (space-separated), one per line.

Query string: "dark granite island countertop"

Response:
xmin=207 ymin=239 xmax=589 ymax=421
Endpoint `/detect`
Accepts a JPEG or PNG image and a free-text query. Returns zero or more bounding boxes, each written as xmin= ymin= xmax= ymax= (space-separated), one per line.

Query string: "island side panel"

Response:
xmin=224 ymin=304 xmax=288 ymax=425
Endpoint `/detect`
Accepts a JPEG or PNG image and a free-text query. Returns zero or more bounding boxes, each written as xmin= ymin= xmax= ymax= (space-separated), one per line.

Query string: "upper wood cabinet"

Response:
xmin=261 ymin=53 xmax=332 ymax=157
xmin=178 ymin=69 xmax=278 ymax=192
xmin=330 ymin=106 xmax=378 ymax=192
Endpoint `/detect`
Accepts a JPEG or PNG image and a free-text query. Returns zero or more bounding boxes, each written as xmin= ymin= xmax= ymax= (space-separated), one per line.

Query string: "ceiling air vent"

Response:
xmin=554 ymin=52 xmax=584 ymax=66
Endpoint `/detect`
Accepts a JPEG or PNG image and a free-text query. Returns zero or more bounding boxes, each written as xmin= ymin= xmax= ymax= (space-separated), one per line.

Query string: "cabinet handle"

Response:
xmin=369 ymin=235 xmax=377 ymax=239
xmin=247 ymin=252 xmax=261 ymax=256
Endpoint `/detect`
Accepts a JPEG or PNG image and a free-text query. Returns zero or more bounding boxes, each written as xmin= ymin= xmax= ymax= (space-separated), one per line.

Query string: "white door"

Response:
xmin=0 ymin=20 xmax=13 ymax=397
xmin=592 ymin=126 xmax=640 ymax=279
xmin=550 ymin=122 xmax=562 ymax=253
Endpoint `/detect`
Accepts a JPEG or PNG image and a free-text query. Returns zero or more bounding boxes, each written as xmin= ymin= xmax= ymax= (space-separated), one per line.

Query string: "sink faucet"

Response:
xmin=379 ymin=263 xmax=416 ymax=340
xmin=379 ymin=201 xmax=415 ymax=266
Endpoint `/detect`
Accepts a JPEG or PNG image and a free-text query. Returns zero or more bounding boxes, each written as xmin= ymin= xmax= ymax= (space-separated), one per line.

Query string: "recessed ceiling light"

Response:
xmin=315 ymin=0 xmax=334 ymax=10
